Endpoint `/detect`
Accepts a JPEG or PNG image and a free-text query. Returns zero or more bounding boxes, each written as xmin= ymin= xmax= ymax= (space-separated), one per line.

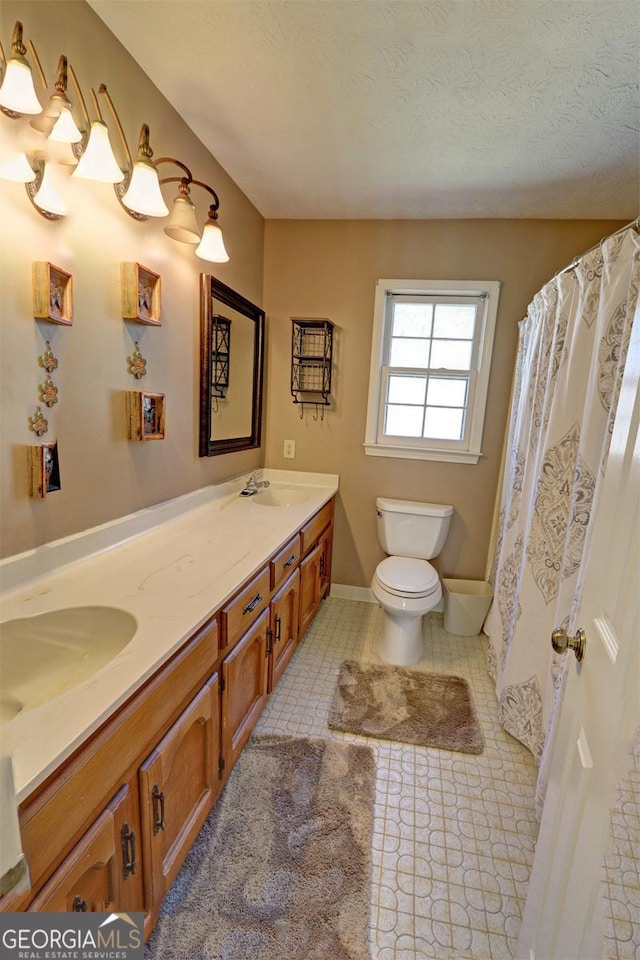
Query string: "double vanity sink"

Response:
xmin=0 ymin=470 xmax=338 ymax=803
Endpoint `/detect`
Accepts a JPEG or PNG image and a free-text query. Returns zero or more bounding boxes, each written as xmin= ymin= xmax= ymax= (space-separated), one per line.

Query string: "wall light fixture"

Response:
xmin=30 ymin=55 xmax=82 ymax=143
xmin=73 ymin=87 xmax=123 ymax=183
xmin=157 ymin=158 xmax=229 ymax=262
xmin=0 ymin=25 xmax=230 ymax=260
xmin=0 ymin=21 xmax=43 ymax=117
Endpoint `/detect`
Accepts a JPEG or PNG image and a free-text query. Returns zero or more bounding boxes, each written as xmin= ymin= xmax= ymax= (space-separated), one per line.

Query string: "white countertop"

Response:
xmin=0 ymin=469 xmax=339 ymax=802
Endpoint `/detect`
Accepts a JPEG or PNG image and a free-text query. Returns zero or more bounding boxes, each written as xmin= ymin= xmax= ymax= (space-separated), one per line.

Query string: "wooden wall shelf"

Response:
xmin=121 ymin=263 xmax=162 ymax=326
xmin=28 ymin=441 xmax=61 ymax=497
xmin=32 ymin=262 xmax=73 ymax=325
xmin=127 ymin=391 xmax=166 ymax=441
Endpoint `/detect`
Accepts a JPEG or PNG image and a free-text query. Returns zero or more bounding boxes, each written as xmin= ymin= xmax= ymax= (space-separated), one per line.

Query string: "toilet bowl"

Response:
xmin=372 ymin=498 xmax=453 ymax=666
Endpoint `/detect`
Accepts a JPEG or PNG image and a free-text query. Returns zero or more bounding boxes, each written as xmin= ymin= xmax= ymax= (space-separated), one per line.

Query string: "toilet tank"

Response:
xmin=376 ymin=497 xmax=453 ymax=559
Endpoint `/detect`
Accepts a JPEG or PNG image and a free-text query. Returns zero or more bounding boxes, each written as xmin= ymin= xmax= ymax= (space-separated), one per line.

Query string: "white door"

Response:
xmin=517 ymin=307 xmax=640 ymax=960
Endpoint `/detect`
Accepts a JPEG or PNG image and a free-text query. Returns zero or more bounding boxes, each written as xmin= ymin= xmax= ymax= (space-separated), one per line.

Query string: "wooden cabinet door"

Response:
xmin=299 ymin=542 xmax=322 ymax=637
xmin=269 ymin=568 xmax=300 ymax=692
xmin=29 ymin=783 xmax=140 ymax=913
xmin=139 ymin=673 xmax=220 ymax=910
xmin=318 ymin=522 xmax=333 ymax=600
xmin=221 ymin=609 xmax=269 ymax=774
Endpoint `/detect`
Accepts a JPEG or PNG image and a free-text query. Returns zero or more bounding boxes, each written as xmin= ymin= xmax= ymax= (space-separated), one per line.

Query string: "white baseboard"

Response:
xmin=330 ymin=583 xmax=444 ymax=613
xmin=329 ymin=583 xmax=376 ymax=603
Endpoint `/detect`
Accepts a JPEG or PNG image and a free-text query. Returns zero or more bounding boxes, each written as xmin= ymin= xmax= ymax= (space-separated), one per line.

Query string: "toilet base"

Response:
xmin=377 ymin=609 xmax=425 ymax=666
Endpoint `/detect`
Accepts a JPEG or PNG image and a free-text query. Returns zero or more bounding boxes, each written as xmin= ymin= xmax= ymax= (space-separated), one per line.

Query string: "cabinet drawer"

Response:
xmin=270 ymin=533 xmax=301 ymax=590
xmin=300 ymin=500 xmax=333 ymax=556
xmin=220 ymin=566 xmax=271 ymax=653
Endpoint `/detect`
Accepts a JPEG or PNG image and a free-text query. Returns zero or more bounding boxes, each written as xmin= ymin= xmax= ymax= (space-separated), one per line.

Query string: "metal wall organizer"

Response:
xmin=211 ymin=314 xmax=231 ymax=400
xmin=290 ymin=318 xmax=334 ymax=420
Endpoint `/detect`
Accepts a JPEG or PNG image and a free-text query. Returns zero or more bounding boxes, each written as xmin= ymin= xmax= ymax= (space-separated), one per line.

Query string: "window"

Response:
xmin=364 ymin=279 xmax=500 ymax=463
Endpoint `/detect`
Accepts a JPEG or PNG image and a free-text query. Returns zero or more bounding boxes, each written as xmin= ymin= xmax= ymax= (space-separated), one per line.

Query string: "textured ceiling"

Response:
xmin=89 ymin=0 xmax=639 ymax=220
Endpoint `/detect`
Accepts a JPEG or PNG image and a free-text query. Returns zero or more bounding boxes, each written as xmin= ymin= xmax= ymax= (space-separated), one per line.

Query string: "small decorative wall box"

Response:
xmin=32 ymin=262 xmax=73 ymax=325
xmin=127 ymin=390 xmax=165 ymax=441
xmin=121 ymin=262 xmax=161 ymax=325
xmin=28 ymin=440 xmax=61 ymax=498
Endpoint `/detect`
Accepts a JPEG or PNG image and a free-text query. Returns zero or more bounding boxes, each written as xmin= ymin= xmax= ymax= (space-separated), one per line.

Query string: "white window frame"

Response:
xmin=364 ymin=279 xmax=501 ymax=464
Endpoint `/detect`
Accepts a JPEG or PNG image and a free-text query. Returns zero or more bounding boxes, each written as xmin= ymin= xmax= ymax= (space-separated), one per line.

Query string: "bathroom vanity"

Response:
xmin=0 ymin=470 xmax=337 ymax=933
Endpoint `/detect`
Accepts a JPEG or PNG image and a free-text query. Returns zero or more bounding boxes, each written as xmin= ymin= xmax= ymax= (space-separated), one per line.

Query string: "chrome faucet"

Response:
xmin=240 ymin=472 xmax=270 ymax=496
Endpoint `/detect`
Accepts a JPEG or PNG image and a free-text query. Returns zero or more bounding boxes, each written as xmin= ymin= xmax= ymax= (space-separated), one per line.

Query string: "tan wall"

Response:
xmin=262 ymin=219 xmax=625 ymax=587
xmin=0 ymin=1 xmax=265 ymax=559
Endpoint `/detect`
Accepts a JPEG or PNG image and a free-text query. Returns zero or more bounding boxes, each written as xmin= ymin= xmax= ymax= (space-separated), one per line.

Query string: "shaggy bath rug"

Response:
xmin=328 ymin=660 xmax=484 ymax=755
xmin=145 ymin=734 xmax=375 ymax=960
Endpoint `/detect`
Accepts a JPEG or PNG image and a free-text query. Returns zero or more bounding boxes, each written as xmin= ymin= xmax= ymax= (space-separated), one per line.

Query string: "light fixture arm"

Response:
xmin=97 ymin=82 xmax=132 ymax=171
xmin=26 ymin=35 xmax=47 ymax=92
xmin=155 ymin=157 xmax=220 ymax=212
xmin=67 ymin=62 xmax=89 ymax=130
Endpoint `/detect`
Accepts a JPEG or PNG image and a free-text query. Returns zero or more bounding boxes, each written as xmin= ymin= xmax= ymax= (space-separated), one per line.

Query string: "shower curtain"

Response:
xmin=485 ymin=224 xmax=639 ymax=809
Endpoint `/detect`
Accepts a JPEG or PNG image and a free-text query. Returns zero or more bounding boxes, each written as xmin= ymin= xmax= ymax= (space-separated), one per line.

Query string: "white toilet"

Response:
xmin=371 ymin=497 xmax=453 ymax=666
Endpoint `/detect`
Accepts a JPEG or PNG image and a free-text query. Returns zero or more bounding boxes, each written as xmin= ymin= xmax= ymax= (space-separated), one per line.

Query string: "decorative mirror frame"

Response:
xmin=199 ymin=275 xmax=265 ymax=457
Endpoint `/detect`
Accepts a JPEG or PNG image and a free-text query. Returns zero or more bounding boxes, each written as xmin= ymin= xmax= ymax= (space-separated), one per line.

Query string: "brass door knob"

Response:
xmin=551 ymin=627 xmax=586 ymax=662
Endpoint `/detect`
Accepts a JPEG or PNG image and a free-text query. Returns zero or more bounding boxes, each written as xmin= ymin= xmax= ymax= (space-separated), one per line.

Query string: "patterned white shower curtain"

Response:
xmin=485 ymin=225 xmax=639 ymax=810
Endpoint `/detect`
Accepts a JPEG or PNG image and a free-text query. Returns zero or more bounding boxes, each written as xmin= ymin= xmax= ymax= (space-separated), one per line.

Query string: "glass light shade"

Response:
xmin=164 ymin=194 xmax=200 ymax=244
xmin=0 ymin=151 xmax=35 ymax=182
xmin=0 ymin=59 xmax=42 ymax=115
xmin=73 ymin=122 xmax=124 ymax=183
xmin=48 ymin=106 xmax=82 ymax=144
xmin=196 ymin=221 xmax=229 ymax=262
xmin=33 ymin=163 xmax=67 ymax=216
xmin=122 ymin=160 xmax=168 ymax=217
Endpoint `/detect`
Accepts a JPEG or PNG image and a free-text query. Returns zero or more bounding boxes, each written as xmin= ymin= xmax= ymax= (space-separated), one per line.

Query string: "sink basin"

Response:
xmin=0 ymin=606 xmax=137 ymax=724
xmin=251 ymin=486 xmax=315 ymax=507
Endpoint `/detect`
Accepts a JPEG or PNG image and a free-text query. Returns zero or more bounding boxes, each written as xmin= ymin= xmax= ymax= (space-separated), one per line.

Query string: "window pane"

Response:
xmin=389 ymin=338 xmax=431 ymax=367
xmin=424 ymin=407 xmax=464 ymax=440
xmin=433 ymin=303 xmax=476 ymax=339
xmin=385 ymin=405 xmax=424 ymax=437
xmin=431 ymin=339 xmax=472 ymax=370
xmin=392 ymin=303 xmax=433 ymax=337
xmin=427 ymin=377 xmax=468 ymax=407
xmin=388 ymin=375 xmax=427 ymax=404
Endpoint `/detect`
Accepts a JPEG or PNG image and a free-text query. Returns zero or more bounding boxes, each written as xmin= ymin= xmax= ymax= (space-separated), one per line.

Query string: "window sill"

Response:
xmin=363 ymin=442 xmax=481 ymax=464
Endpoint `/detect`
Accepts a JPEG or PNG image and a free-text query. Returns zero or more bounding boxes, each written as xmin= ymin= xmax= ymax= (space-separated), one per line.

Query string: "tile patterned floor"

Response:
xmin=255 ymin=597 xmax=540 ymax=959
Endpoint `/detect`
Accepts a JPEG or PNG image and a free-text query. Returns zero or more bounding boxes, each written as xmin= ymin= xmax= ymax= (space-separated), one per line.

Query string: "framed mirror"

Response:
xmin=199 ymin=275 xmax=265 ymax=456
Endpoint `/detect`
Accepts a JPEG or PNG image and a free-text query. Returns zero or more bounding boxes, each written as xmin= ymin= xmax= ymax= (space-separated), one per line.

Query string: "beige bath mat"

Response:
xmin=328 ymin=660 xmax=484 ymax=755
xmin=146 ymin=734 xmax=374 ymax=960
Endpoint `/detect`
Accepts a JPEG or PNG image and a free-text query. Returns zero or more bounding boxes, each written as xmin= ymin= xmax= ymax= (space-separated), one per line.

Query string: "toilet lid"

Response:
xmin=377 ymin=556 xmax=439 ymax=596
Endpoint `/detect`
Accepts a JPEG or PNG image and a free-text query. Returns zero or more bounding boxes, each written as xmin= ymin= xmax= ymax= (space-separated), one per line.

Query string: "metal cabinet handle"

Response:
xmin=72 ymin=895 xmax=88 ymax=912
xmin=283 ymin=554 xmax=297 ymax=568
xmin=242 ymin=593 xmax=262 ymax=615
xmin=551 ymin=626 xmax=586 ymax=662
xmin=152 ymin=784 xmax=166 ymax=835
xmin=275 ymin=615 xmax=281 ymax=641
xmin=121 ymin=822 xmax=137 ymax=878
